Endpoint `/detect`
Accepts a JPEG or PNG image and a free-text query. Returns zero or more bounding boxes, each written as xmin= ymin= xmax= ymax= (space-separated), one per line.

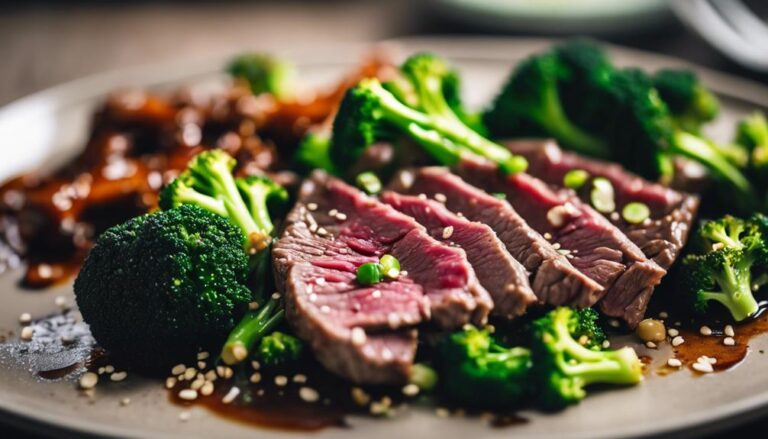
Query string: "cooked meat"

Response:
xmin=505 ymin=139 xmax=699 ymax=269
xmin=381 ymin=191 xmax=537 ymax=319
xmin=389 ymin=167 xmax=603 ymax=308
xmin=273 ymin=171 xmax=491 ymax=383
xmin=457 ymin=159 xmax=667 ymax=328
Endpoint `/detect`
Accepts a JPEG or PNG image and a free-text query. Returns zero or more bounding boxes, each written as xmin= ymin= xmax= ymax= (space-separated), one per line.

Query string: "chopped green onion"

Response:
xmin=379 ymin=254 xmax=401 ymax=279
xmin=590 ymin=177 xmax=616 ymax=213
xmin=621 ymin=202 xmax=650 ymax=224
xmin=356 ymin=262 xmax=382 ymax=285
xmin=563 ymin=169 xmax=590 ymax=190
xmin=355 ymin=172 xmax=382 ymax=195
xmin=493 ymin=192 xmax=506 ymax=200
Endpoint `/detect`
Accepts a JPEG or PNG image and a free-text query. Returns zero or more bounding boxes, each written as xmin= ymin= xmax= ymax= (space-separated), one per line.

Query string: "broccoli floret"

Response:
xmin=484 ymin=51 xmax=609 ymax=157
xmin=736 ymin=112 xmax=768 ymax=192
xmin=227 ymin=53 xmax=296 ymax=100
xmin=330 ymin=73 xmax=528 ymax=175
xmin=531 ymin=307 xmax=643 ymax=410
xmin=74 ymin=205 xmax=252 ymax=372
xmin=653 ymin=69 xmax=719 ymax=133
xmin=440 ymin=325 xmax=531 ymax=407
xmin=294 ymin=131 xmax=337 ymax=174
xmin=255 ymin=331 xmax=304 ymax=367
xmin=680 ymin=215 xmax=768 ymax=321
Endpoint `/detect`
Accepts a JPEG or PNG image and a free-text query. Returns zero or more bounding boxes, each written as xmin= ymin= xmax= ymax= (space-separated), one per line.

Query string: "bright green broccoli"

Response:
xmin=330 ymin=64 xmax=528 ymax=175
xmin=531 ymin=307 xmax=643 ymax=410
xmin=736 ymin=112 xmax=768 ymax=193
xmin=440 ymin=325 xmax=532 ymax=407
xmin=255 ymin=331 xmax=304 ymax=367
xmin=159 ymin=149 xmax=290 ymax=365
xmin=227 ymin=53 xmax=296 ymax=99
xmin=74 ymin=205 xmax=252 ymax=373
xmin=680 ymin=215 xmax=768 ymax=322
xmin=653 ymin=69 xmax=720 ymax=133
xmin=294 ymin=130 xmax=336 ymax=174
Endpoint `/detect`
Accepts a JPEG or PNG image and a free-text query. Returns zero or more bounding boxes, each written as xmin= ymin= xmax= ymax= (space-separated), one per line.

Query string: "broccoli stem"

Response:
xmin=670 ymin=131 xmax=754 ymax=195
xmin=220 ymin=296 xmax=285 ymax=365
xmin=535 ymin=84 xmax=609 ymax=157
xmin=173 ymin=185 xmax=227 ymax=217
xmin=237 ymin=179 xmax=276 ymax=242
xmin=704 ymin=260 xmax=759 ymax=321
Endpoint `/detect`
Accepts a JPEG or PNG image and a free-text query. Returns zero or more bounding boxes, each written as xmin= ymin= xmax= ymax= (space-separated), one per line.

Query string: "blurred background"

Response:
xmin=1 ymin=0 xmax=767 ymax=106
xmin=1 ymin=1 xmax=767 ymax=437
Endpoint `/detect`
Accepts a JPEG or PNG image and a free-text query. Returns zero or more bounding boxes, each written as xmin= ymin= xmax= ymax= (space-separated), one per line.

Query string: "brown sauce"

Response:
xmin=36 ymin=362 xmax=81 ymax=380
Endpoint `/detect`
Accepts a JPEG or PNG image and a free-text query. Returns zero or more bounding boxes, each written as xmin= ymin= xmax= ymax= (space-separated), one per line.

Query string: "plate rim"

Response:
xmin=0 ymin=35 xmax=767 ymax=439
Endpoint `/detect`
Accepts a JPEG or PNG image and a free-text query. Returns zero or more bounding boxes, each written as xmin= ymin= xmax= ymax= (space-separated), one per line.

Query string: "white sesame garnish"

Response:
xmin=299 ymin=387 xmax=320 ymax=403
xmin=645 ymin=341 xmax=657 ymax=349
xmin=667 ymin=358 xmax=682 ymax=368
xmin=329 ymin=209 xmax=338 ymax=217
xmin=222 ymin=386 xmax=240 ymax=404
xmin=371 ymin=289 xmax=382 ymax=298
xmin=402 ymin=384 xmax=419 ymax=397
xmin=79 ymin=372 xmax=98 ymax=390
xmin=205 ymin=370 xmax=217 ymax=381
xmin=251 ymin=360 xmax=261 ymax=370
xmin=20 ymin=326 xmax=34 ymax=341
xmin=317 ymin=227 xmax=328 ymax=236
xmin=725 ymin=325 xmax=735 ymax=337
xmin=724 ymin=337 xmax=736 ymax=346
xmin=316 ymin=278 xmax=326 ymax=285
xmin=197 ymin=361 xmax=206 ymax=370
xmin=434 ymin=193 xmax=447 ymax=203
xmin=602 ymin=340 xmax=611 ymax=349
xmin=659 ymin=311 xmax=669 ymax=319
xmin=178 ymin=389 xmax=198 ymax=401
xmin=120 ymin=397 xmax=131 ymax=406
xmin=307 ymin=203 xmax=318 ymax=211
xmin=609 ymin=319 xmax=620 ymax=328
xmin=184 ymin=368 xmax=197 ymax=380
xmin=692 ymin=362 xmax=713 ymax=373
xmin=418 ymin=193 xmax=427 ymax=200
xmin=165 ymin=377 xmax=177 ymax=389
xmin=351 ymin=327 xmax=367 ymax=346
xmin=248 ymin=301 xmax=259 ymax=310
xmin=351 ymin=387 xmax=371 ymax=406
xmin=98 ymin=367 xmax=106 ymax=375
xmin=667 ymin=328 xmax=679 ymax=337
xmin=190 ymin=379 xmax=205 ymax=391
xmin=699 ymin=326 xmax=712 ymax=336
xmin=546 ymin=205 xmax=569 ymax=227
xmin=336 ymin=213 xmax=347 ymax=221
xmin=672 ymin=336 xmax=685 ymax=346
xmin=55 ymin=296 xmax=68 ymax=309
xmin=543 ymin=232 xmax=552 ymax=240
xmin=197 ymin=351 xmax=209 ymax=360
xmin=19 ymin=313 xmax=31 ymax=325
xmin=293 ymin=374 xmax=307 ymax=384
xmin=104 ymin=365 xmax=114 ymax=374
xmin=442 ymin=226 xmax=454 ymax=239
xmin=178 ymin=411 xmax=191 ymax=422
xmin=249 ymin=373 xmax=262 ymax=384
xmin=110 ymin=371 xmax=127 ymax=382
xmin=274 ymin=375 xmax=288 ymax=386
xmin=200 ymin=381 xmax=214 ymax=396
xmin=171 ymin=364 xmax=186 ymax=376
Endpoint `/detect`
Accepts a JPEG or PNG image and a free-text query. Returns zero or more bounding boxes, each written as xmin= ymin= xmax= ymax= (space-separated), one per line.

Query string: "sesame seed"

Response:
xmin=55 ymin=296 xmax=68 ymax=309
xmin=646 ymin=341 xmax=657 ymax=349
xmin=249 ymin=373 xmax=262 ymax=384
xmin=667 ymin=358 xmax=682 ymax=368
xmin=197 ymin=351 xmax=209 ymax=360
xmin=543 ymin=232 xmax=552 ymax=240
xmin=299 ymin=387 xmax=320 ymax=403
xmin=435 ymin=408 xmax=451 ymax=418
xmin=79 ymin=372 xmax=98 ymax=390
xmin=601 ymin=340 xmax=611 ymax=349
xmin=98 ymin=367 xmax=106 ymax=375
xmin=351 ymin=327 xmax=367 ymax=346
xmin=337 ymin=213 xmax=347 ymax=221
xmin=317 ymin=227 xmax=328 ymax=236
xmin=692 ymin=362 xmax=713 ymax=373
xmin=400 ymin=270 xmax=408 ymax=277
xmin=725 ymin=325 xmax=735 ymax=337
xmin=18 ymin=313 xmax=31 ymax=325
xmin=316 ymin=278 xmax=326 ymax=285
xmin=205 ymin=370 xmax=217 ymax=381
xmin=329 ymin=209 xmax=338 ymax=217
xmin=547 ymin=205 xmax=569 ymax=227
xmin=197 ymin=361 xmax=206 ymax=370
xmin=275 ymin=375 xmax=288 ymax=386
xmin=251 ymin=360 xmax=261 ymax=370
xmin=271 ymin=292 xmax=281 ymax=300
xmin=171 ymin=364 xmax=186 ymax=376
xmin=320 ymin=305 xmax=331 ymax=313
xmin=178 ymin=389 xmax=198 ymax=401
xmin=200 ymin=381 xmax=214 ymax=396
xmin=293 ymin=374 xmax=307 ymax=384
xmin=418 ymin=193 xmax=427 ymax=200
xmin=248 ymin=301 xmax=259 ymax=310
xmin=309 ymin=293 xmax=318 ymax=302
xmin=552 ymin=242 xmax=561 ymax=250
xmin=178 ymin=411 xmax=191 ymax=422
xmin=434 ymin=193 xmax=447 ymax=203
xmin=371 ymin=289 xmax=382 ymax=298
xmin=307 ymin=203 xmax=318 ymax=211
xmin=442 ymin=226 xmax=454 ymax=239
xmin=104 ymin=365 xmax=114 ymax=374
xmin=190 ymin=379 xmax=205 ymax=391
xmin=184 ymin=368 xmax=197 ymax=380
xmin=110 ymin=371 xmax=127 ymax=382
xmin=672 ymin=336 xmax=685 ymax=346
xmin=609 ymin=319 xmax=620 ymax=328
xmin=699 ymin=326 xmax=712 ymax=336
xmin=20 ymin=326 xmax=34 ymax=341
xmin=402 ymin=384 xmax=419 ymax=397
xmin=724 ymin=337 xmax=736 ymax=346
xmin=667 ymin=328 xmax=679 ymax=337
xmin=659 ymin=311 xmax=669 ymax=319
xmin=120 ymin=398 xmax=131 ymax=406
xmin=351 ymin=387 xmax=370 ymax=406
xmin=165 ymin=377 xmax=177 ymax=389
xmin=222 ymin=387 xmax=240 ymax=404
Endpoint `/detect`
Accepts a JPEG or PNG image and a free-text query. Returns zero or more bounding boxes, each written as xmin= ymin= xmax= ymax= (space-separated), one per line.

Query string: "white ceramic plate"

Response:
xmin=1 ymin=37 xmax=768 ymax=439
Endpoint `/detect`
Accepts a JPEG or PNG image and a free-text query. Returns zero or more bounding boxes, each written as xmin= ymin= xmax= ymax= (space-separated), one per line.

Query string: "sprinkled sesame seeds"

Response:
xmin=307 ymin=203 xmax=318 ymax=211
xmin=293 ymin=374 xmax=307 ymax=384
xmin=645 ymin=341 xmax=657 ymax=349
xmin=165 ymin=377 xmax=177 ymax=389
xmin=79 ymin=372 xmax=98 ymax=390
xmin=274 ymin=375 xmax=288 ymax=387
xmin=351 ymin=327 xmax=367 ymax=346
xmin=197 ymin=361 xmax=206 ymax=370
xmin=251 ymin=360 xmax=261 ymax=370
xmin=197 ymin=351 xmax=209 ymax=360
xmin=329 ymin=209 xmax=338 ymax=217
xmin=371 ymin=289 xmax=382 ymax=298
xmin=724 ymin=337 xmax=736 ymax=346
xmin=320 ymin=305 xmax=331 ymax=313
xmin=442 ymin=226 xmax=454 ymax=239
xmin=659 ymin=311 xmax=669 ymax=319
xmin=317 ymin=227 xmax=328 ymax=236
xmin=178 ymin=389 xmax=198 ymax=401
xmin=667 ymin=358 xmax=682 ymax=368
xmin=171 ymin=364 xmax=186 ymax=376
xmin=205 ymin=370 xmax=217 ymax=381
xmin=672 ymin=336 xmax=685 ymax=346
xmin=200 ymin=381 xmax=214 ymax=396
xmin=299 ymin=387 xmax=320 ymax=403
xmin=602 ymin=340 xmax=611 ymax=349
xmin=543 ymin=232 xmax=552 ymax=240
xmin=699 ymin=326 xmax=712 ymax=336
xmin=402 ymin=384 xmax=419 ymax=397
xmin=190 ymin=379 xmax=205 ymax=391
xmin=18 ymin=313 xmax=31 ymax=325
xmin=667 ymin=328 xmax=679 ymax=337
xmin=184 ymin=368 xmax=197 ymax=380
xmin=725 ymin=325 xmax=735 ymax=337
xmin=418 ymin=193 xmax=427 ymax=200
xmin=351 ymin=387 xmax=370 ymax=406
xmin=222 ymin=386 xmax=240 ymax=404
xmin=120 ymin=397 xmax=131 ymax=406
xmin=435 ymin=407 xmax=450 ymax=418
xmin=110 ymin=371 xmax=127 ymax=382
xmin=692 ymin=362 xmax=713 ymax=373
xmin=250 ymin=373 xmax=262 ymax=384
xmin=434 ymin=193 xmax=447 ymax=203
xmin=337 ymin=213 xmax=347 ymax=221
xmin=20 ymin=326 xmax=34 ymax=341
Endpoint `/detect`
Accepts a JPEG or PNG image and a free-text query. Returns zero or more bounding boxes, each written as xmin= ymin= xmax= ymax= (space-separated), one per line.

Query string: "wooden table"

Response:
xmin=1 ymin=1 xmax=766 ymax=437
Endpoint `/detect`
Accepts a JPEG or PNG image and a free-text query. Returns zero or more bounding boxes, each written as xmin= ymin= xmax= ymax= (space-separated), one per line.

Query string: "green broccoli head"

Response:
xmin=736 ymin=112 xmax=768 ymax=195
xmin=294 ymin=131 xmax=337 ymax=175
xmin=531 ymin=307 xmax=642 ymax=410
xmin=74 ymin=205 xmax=252 ymax=372
xmin=227 ymin=53 xmax=296 ymax=100
xmin=697 ymin=215 xmax=754 ymax=251
xmin=484 ymin=51 xmax=608 ymax=158
xmin=653 ymin=69 xmax=719 ymax=132
xmin=256 ymin=331 xmax=304 ymax=367
xmin=440 ymin=325 xmax=531 ymax=408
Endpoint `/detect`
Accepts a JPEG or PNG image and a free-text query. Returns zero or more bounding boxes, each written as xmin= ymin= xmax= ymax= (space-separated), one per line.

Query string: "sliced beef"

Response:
xmin=381 ymin=191 xmax=536 ymax=319
xmin=457 ymin=158 xmax=667 ymax=327
xmin=273 ymin=171 xmax=491 ymax=383
xmin=505 ymin=139 xmax=699 ymax=269
xmin=388 ymin=167 xmax=603 ymax=308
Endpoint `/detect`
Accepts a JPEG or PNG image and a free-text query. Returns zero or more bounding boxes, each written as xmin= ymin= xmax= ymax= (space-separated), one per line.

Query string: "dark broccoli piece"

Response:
xmin=736 ymin=112 xmax=768 ymax=192
xmin=294 ymin=131 xmax=337 ymax=174
xmin=653 ymin=69 xmax=719 ymax=133
xmin=74 ymin=205 xmax=252 ymax=373
xmin=159 ymin=150 xmax=290 ymax=365
xmin=484 ymin=51 xmax=609 ymax=157
xmin=227 ymin=53 xmax=296 ymax=99
xmin=330 ymin=73 xmax=528 ymax=175
xmin=255 ymin=331 xmax=304 ymax=367
xmin=680 ymin=215 xmax=768 ymax=322
xmin=440 ymin=325 xmax=531 ymax=407
xmin=531 ymin=307 xmax=642 ymax=410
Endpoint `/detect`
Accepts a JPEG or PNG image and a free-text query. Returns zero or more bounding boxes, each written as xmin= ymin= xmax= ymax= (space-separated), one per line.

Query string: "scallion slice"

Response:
xmin=563 ymin=169 xmax=589 ymax=190
xmin=590 ymin=177 xmax=616 ymax=213
xmin=621 ymin=202 xmax=650 ymax=224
